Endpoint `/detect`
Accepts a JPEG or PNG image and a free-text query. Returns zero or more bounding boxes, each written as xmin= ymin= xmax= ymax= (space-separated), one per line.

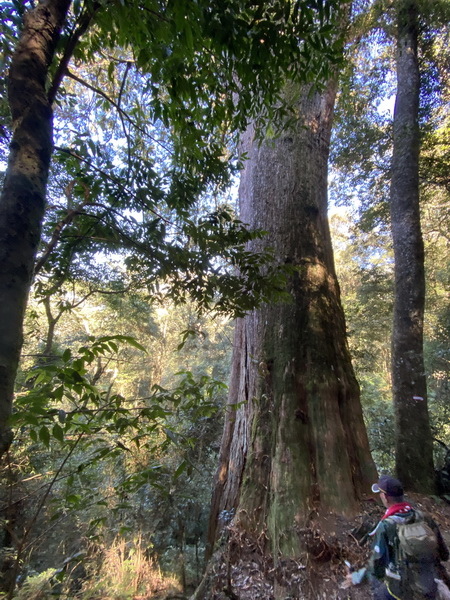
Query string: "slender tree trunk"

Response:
xmin=0 ymin=0 xmax=71 ymax=457
xmin=204 ymin=80 xmax=376 ymax=599
xmin=42 ymin=295 xmax=64 ymax=357
xmin=390 ymin=0 xmax=434 ymax=492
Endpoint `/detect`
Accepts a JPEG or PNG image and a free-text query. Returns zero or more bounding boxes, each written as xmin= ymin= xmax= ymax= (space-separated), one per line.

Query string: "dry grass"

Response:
xmin=80 ymin=537 xmax=182 ymax=600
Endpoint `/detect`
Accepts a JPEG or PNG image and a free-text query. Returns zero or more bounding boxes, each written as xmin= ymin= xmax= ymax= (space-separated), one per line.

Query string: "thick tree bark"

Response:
xmin=0 ymin=0 xmax=71 ymax=457
xmin=390 ymin=0 xmax=434 ymax=492
xmin=205 ymin=80 xmax=377 ymax=597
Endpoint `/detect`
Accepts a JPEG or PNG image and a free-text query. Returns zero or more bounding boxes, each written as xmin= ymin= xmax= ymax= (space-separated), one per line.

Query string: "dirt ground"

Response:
xmin=187 ymin=493 xmax=450 ymax=600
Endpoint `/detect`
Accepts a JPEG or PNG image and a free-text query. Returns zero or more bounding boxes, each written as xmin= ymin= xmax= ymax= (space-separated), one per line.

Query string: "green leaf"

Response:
xmin=66 ymin=494 xmax=82 ymax=506
xmin=184 ymin=22 xmax=193 ymax=50
xmin=97 ymin=335 xmax=147 ymax=353
xmin=52 ymin=423 xmax=64 ymax=443
xmin=173 ymin=460 xmax=188 ymax=478
xmin=118 ymin=526 xmax=132 ymax=535
xmin=89 ymin=517 xmax=107 ymax=530
xmin=39 ymin=426 xmax=50 ymax=447
xmin=163 ymin=428 xmax=179 ymax=445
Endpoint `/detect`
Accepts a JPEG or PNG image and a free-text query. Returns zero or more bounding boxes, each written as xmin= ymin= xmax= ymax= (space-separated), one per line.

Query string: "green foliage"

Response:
xmin=4 ymin=283 xmax=232 ymax=593
xmin=37 ymin=72 xmax=293 ymax=320
xmin=12 ymin=335 xmax=225 ymax=480
xmin=331 ymin=211 xmax=395 ymax=472
xmin=11 ymin=568 xmax=58 ymax=600
xmin=2 ymin=0 xmax=449 ymax=593
xmin=0 ymin=325 xmax=229 ymax=591
xmin=364 ymin=396 xmax=395 ymax=474
xmin=331 ymin=193 xmax=450 ymax=474
xmin=330 ymin=29 xmax=393 ymax=219
xmin=329 ymin=1 xmax=450 ymax=478
xmin=331 ymin=0 xmax=450 ymax=223
xmin=331 ymin=211 xmax=393 ymax=378
xmin=82 ymin=0 xmax=345 ymax=140
xmin=1 ymin=0 xmax=348 ymax=323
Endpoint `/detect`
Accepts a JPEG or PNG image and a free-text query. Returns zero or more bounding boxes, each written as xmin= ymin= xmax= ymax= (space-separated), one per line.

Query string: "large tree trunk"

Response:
xmin=0 ymin=0 xmax=71 ymax=457
xmin=390 ymin=0 xmax=434 ymax=492
xmin=203 ymin=80 xmax=376 ymax=599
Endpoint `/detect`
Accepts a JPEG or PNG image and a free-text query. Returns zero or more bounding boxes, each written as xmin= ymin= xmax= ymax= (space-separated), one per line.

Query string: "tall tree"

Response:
xmin=204 ymin=78 xmax=377 ymax=598
xmin=0 ymin=0 xmax=72 ymax=455
xmin=330 ymin=0 xmax=450 ymax=489
xmin=390 ymin=0 xmax=434 ymax=491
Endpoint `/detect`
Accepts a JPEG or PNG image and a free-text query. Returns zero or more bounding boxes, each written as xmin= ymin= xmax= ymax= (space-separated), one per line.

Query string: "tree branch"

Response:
xmin=48 ymin=1 xmax=101 ymax=104
xmin=65 ymin=68 xmax=171 ymax=153
xmin=34 ymin=201 xmax=91 ymax=275
xmin=118 ymin=61 xmax=133 ymax=183
xmin=53 ymin=145 xmax=175 ymax=225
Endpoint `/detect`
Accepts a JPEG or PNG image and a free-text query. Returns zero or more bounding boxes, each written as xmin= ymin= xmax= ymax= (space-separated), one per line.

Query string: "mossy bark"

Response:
xmin=206 ymin=82 xmax=377 ymax=576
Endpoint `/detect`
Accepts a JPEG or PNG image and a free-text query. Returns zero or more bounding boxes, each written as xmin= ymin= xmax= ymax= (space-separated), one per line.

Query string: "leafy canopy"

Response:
xmin=2 ymin=0 xmax=347 ymax=318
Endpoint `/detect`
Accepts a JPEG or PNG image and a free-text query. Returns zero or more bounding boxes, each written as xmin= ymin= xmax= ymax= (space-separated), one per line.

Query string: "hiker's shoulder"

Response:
xmin=372 ymin=518 xmax=396 ymax=539
xmin=415 ymin=508 xmax=442 ymax=529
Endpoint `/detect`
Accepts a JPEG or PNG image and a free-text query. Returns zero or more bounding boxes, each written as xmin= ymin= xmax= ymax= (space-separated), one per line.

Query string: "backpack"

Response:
xmin=395 ymin=511 xmax=439 ymax=562
xmin=387 ymin=511 xmax=439 ymax=598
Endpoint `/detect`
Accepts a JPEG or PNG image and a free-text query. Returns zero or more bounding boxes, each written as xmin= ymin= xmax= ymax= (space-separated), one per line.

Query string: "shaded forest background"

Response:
xmin=0 ymin=0 xmax=450 ymax=598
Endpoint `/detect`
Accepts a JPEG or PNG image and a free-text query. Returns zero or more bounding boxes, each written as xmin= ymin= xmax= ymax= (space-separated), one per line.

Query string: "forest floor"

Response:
xmin=182 ymin=493 xmax=450 ymax=600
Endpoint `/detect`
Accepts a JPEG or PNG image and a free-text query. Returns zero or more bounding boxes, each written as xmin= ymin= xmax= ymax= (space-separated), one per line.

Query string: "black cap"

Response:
xmin=371 ymin=475 xmax=404 ymax=497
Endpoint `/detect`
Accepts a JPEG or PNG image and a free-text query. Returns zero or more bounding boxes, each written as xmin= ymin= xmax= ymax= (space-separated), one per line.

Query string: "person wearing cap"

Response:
xmin=343 ymin=475 xmax=449 ymax=599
